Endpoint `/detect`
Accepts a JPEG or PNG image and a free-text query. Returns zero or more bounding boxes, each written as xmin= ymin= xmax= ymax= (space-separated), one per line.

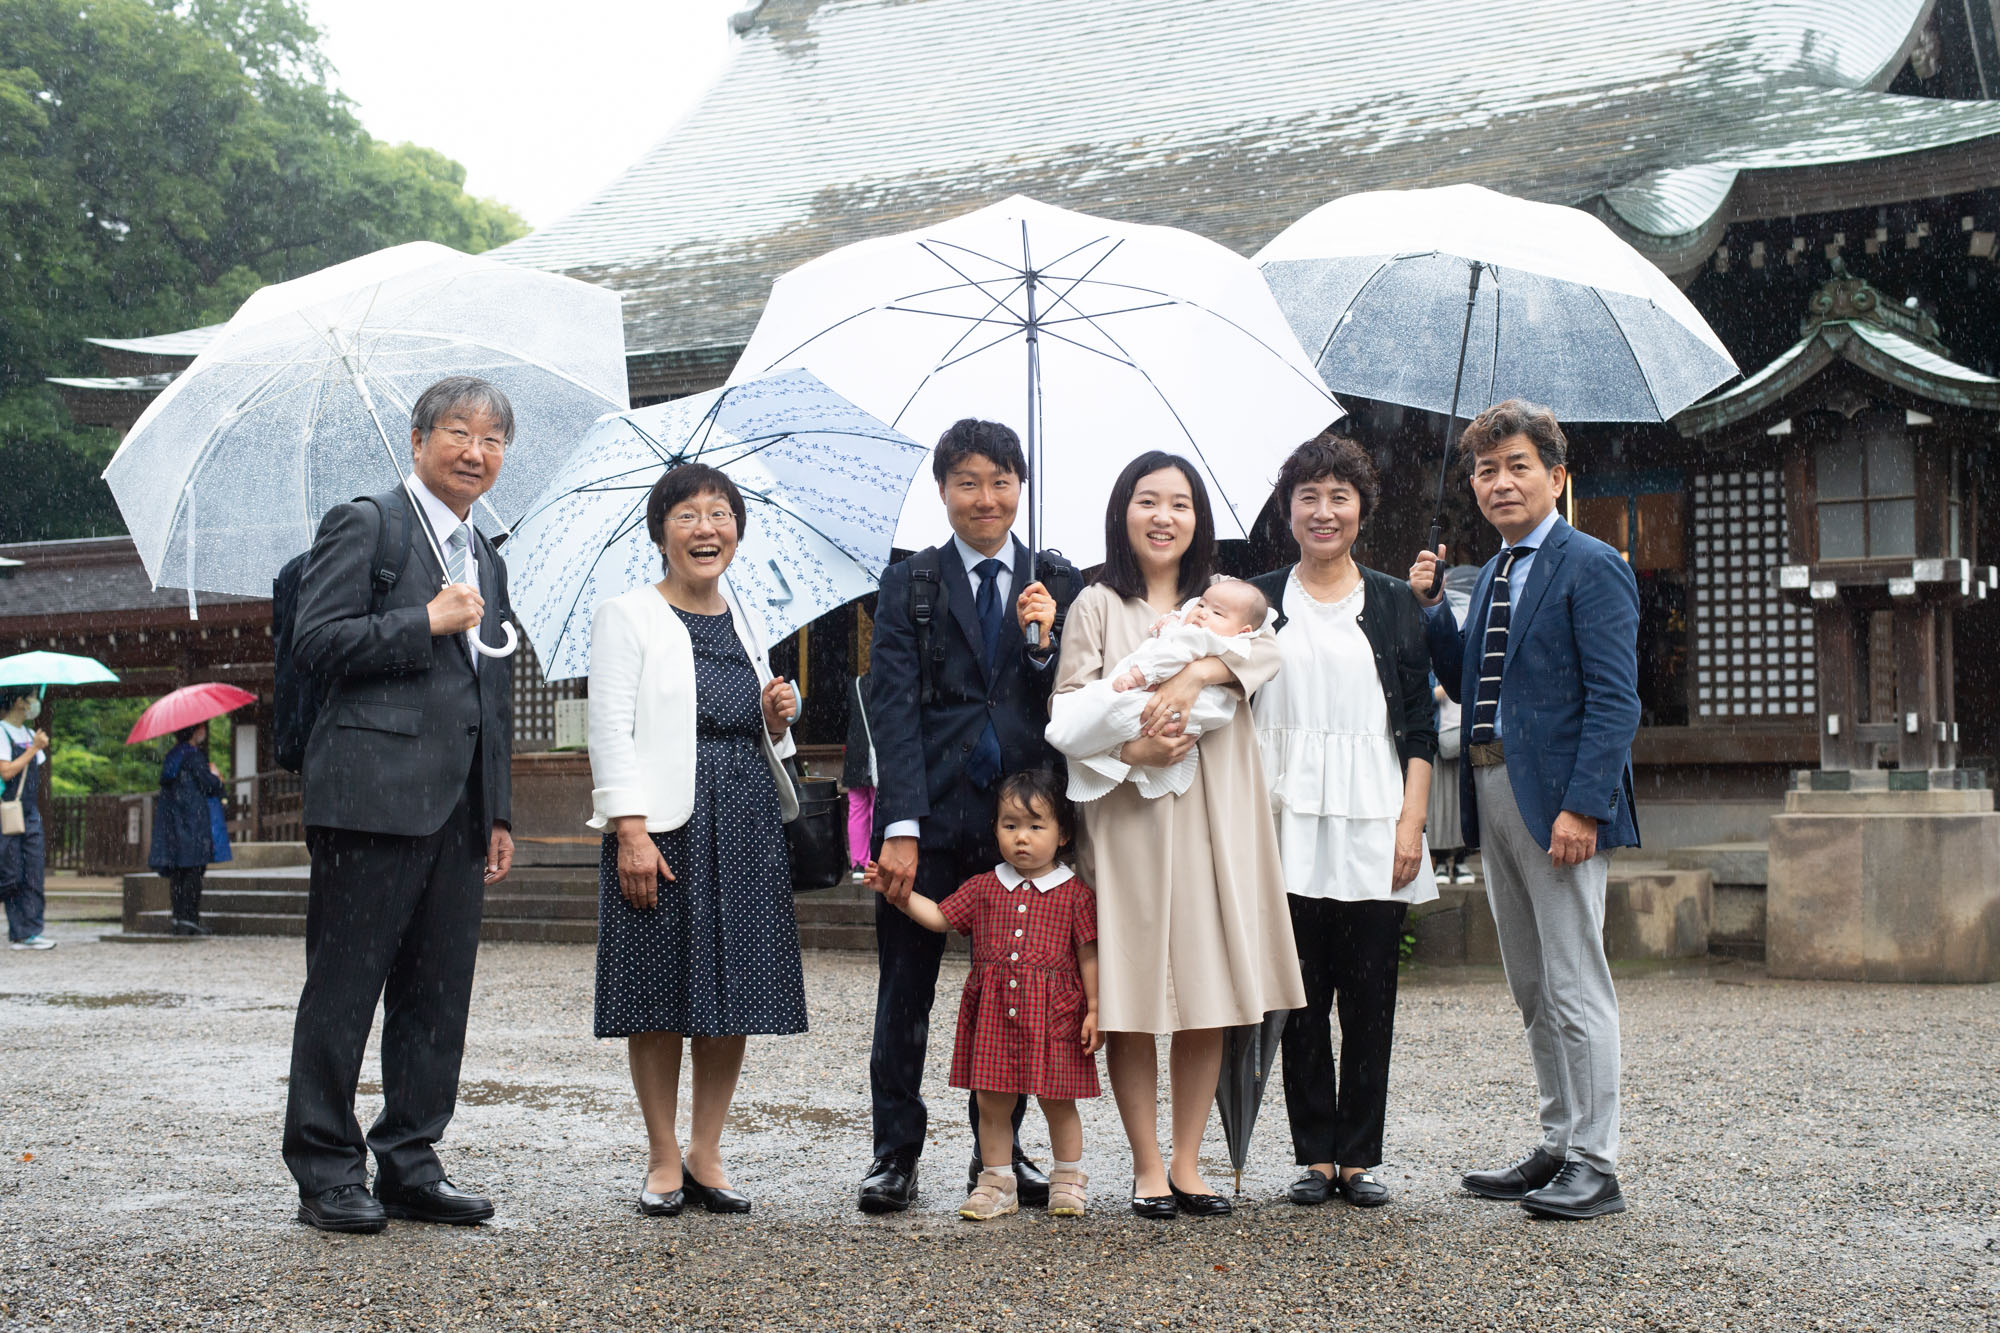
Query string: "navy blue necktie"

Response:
xmin=967 ymin=557 xmax=1005 ymax=786
xmin=1468 ymin=547 xmax=1525 ymax=746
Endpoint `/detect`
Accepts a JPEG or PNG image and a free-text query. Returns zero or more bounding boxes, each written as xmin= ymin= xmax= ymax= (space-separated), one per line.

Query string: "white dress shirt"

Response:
xmin=883 ymin=537 xmax=1018 ymax=844
xmin=405 ymin=474 xmax=481 ymax=673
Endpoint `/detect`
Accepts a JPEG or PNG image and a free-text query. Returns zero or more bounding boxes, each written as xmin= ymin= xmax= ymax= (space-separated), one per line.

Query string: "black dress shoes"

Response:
xmin=1168 ymin=1180 xmax=1232 ymax=1217
xmin=859 ymin=1156 xmax=919 ymax=1214
xmin=375 ymin=1178 xmax=494 ymax=1226
xmin=1335 ymin=1170 xmax=1391 ymax=1208
xmin=1129 ymin=1184 xmax=1177 ymax=1219
xmin=1520 ymin=1161 xmax=1626 ymax=1220
xmin=638 ymin=1182 xmax=685 ymax=1217
xmin=1287 ymin=1168 xmax=1337 ymax=1206
xmin=297 ymin=1183 xmax=386 ymax=1234
xmin=1461 ymin=1148 xmax=1564 ymax=1201
xmin=968 ymin=1152 xmax=1051 ymax=1207
xmin=683 ymin=1173 xmax=751 ymax=1214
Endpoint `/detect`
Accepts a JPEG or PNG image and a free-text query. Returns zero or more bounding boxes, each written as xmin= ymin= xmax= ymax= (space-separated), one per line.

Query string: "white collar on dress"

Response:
xmin=994 ymin=862 xmax=1075 ymax=893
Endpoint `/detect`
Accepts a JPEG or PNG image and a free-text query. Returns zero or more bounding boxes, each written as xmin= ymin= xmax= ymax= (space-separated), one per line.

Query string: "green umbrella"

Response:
xmin=0 ymin=650 xmax=120 ymax=687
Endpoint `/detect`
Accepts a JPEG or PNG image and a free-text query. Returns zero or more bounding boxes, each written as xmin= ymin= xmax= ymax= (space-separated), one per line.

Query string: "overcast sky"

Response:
xmin=307 ymin=0 xmax=745 ymax=229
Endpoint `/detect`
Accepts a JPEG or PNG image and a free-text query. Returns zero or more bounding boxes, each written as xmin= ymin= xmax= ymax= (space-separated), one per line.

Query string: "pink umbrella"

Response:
xmin=125 ymin=683 xmax=258 ymax=745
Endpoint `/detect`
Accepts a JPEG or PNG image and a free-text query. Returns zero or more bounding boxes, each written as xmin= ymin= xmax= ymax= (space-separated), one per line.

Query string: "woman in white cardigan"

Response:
xmin=588 ymin=463 xmax=805 ymax=1219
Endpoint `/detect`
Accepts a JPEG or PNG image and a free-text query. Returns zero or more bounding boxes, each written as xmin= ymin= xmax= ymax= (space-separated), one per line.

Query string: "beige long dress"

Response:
xmin=1052 ymin=584 xmax=1306 ymax=1034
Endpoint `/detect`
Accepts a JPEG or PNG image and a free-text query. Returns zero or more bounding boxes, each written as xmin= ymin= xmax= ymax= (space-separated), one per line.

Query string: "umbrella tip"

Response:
xmin=1233 ymin=1170 xmax=1242 ymax=1194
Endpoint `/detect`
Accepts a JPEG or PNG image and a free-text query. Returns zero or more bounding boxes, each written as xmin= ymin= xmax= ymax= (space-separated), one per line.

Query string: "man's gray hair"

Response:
xmin=410 ymin=375 xmax=515 ymax=444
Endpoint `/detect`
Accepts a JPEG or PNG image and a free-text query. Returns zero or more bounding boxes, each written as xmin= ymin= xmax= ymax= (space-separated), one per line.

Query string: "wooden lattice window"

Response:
xmin=508 ymin=636 xmax=584 ymax=750
xmin=1692 ymin=470 xmax=1814 ymax=719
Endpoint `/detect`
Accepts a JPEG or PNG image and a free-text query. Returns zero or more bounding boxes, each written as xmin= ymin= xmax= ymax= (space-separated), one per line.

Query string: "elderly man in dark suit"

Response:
xmin=1411 ymin=399 xmax=1641 ymax=1221
xmin=857 ymin=418 xmax=1079 ymax=1214
xmin=282 ymin=375 xmax=516 ymax=1234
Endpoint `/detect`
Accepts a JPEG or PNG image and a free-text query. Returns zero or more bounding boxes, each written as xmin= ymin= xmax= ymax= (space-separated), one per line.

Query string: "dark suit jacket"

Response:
xmin=293 ymin=487 xmax=512 ymax=839
xmin=1425 ymin=518 xmax=1640 ymax=854
xmin=868 ymin=536 xmax=1074 ymax=850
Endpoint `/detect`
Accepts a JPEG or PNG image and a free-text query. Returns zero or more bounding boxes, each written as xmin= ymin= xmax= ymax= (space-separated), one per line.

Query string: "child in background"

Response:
xmin=1046 ymin=578 xmax=1274 ymax=801
xmin=866 ymin=770 xmax=1102 ymax=1219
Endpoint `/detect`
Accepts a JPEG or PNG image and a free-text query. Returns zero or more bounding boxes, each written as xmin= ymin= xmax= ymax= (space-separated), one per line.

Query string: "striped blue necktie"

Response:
xmin=1468 ymin=547 xmax=1524 ymax=746
xmin=446 ymin=523 xmax=470 ymax=586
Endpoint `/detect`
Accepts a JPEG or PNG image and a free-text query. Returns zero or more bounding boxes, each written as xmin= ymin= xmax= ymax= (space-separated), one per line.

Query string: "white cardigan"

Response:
xmin=586 ymin=584 xmax=799 ymax=832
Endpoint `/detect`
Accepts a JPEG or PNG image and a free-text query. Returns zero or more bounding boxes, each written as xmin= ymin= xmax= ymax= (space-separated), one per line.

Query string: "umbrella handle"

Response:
xmin=471 ymin=618 xmax=519 ymax=659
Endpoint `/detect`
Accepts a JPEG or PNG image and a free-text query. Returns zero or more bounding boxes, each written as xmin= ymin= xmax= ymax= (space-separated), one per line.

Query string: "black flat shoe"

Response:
xmin=684 ymin=1173 xmax=751 ymax=1214
xmin=296 ymin=1183 xmax=386 ymax=1234
xmin=374 ymin=1177 xmax=494 ymax=1226
xmin=638 ymin=1183 xmax=684 ymax=1217
xmin=1287 ymin=1168 xmax=1337 ymax=1206
xmin=859 ymin=1156 xmax=918 ymax=1214
xmin=1335 ymin=1170 xmax=1390 ymax=1207
xmin=1462 ymin=1148 xmax=1563 ymax=1201
xmin=1519 ymin=1161 xmax=1625 ymax=1220
xmin=1168 ymin=1180 xmax=1232 ymax=1217
xmin=1129 ymin=1184 xmax=1177 ymax=1220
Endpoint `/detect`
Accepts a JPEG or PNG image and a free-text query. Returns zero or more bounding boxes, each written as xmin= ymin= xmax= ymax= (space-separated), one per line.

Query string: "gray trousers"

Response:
xmin=1473 ymin=765 xmax=1620 ymax=1172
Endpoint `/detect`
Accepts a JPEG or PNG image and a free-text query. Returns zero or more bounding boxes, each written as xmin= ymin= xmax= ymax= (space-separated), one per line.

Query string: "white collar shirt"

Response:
xmin=994 ymin=862 xmax=1076 ymax=893
xmin=953 ymin=534 xmax=1014 ymax=607
xmin=406 ymin=474 xmax=480 ymax=672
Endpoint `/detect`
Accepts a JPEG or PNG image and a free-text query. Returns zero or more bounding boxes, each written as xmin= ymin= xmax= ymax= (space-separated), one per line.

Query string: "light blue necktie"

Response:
xmin=446 ymin=523 xmax=470 ymax=586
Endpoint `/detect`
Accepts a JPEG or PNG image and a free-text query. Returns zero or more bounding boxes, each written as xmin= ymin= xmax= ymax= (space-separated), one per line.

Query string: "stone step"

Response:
xmin=1408 ymin=866 xmax=1716 ymax=966
xmin=1665 ymin=841 xmax=1769 ymax=887
xmin=130 ymin=908 xmax=599 ymax=945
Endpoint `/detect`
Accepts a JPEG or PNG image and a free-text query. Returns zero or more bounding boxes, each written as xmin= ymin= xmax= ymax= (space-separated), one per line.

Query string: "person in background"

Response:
xmin=1429 ymin=565 xmax=1479 ymax=885
xmin=587 ymin=463 xmax=805 ymax=1219
xmin=843 ymin=671 xmax=877 ymax=871
xmin=149 ymin=722 xmax=228 ymax=936
xmin=1410 ymin=398 xmax=1641 ymax=1222
xmin=0 ymin=688 xmax=54 ymax=951
xmin=1248 ymin=433 xmax=1436 ymax=1210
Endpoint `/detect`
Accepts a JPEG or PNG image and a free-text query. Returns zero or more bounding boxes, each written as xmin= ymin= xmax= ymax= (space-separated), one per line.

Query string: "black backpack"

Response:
xmin=271 ymin=493 xmax=413 ymax=772
xmin=907 ymin=547 xmax=1081 ymax=706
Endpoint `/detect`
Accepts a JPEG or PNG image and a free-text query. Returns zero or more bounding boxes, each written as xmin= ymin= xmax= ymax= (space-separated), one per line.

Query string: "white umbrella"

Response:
xmin=506 ymin=369 xmax=929 ymax=681
xmin=1256 ymin=182 xmax=1739 ymax=566
xmin=729 ymin=195 xmax=1343 ymax=574
xmin=103 ymin=241 xmax=628 ymax=601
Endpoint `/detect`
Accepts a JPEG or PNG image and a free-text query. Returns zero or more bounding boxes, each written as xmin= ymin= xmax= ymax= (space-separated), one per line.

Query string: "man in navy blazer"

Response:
xmin=1411 ymin=399 xmax=1639 ymax=1221
xmin=857 ymin=418 xmax=1078 ymax=1214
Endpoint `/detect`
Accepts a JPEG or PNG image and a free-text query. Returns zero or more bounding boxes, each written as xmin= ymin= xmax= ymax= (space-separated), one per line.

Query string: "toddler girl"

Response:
xmin=867 ymin=769 xmax=1102 ymax=1219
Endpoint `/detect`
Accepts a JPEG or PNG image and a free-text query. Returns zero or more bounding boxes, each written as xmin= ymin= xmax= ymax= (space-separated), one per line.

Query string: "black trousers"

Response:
xmin=1280 ymin=896 xmax=1408 ymax=1169
xmin=868 ymin=799 xmax=1026 ymax=1163
xmin=282 ymin=790 xmax=485 ymax=1196
xmin=166 ymin=866 xmax=205 ymax=923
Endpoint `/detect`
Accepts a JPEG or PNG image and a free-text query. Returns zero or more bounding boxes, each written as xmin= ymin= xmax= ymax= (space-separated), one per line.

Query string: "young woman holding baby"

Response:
xmin=1047 ymin=451 xmax=1306 ymax=1219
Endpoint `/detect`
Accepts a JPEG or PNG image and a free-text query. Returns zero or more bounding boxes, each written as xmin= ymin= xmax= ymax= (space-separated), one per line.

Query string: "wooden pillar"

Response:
xmin=1816 ymin=604 xmax=1859 ymax=771
xmin=1896 ymin=604 xmax=1940 ymax=771
xmin=1939 ymin=607 xmax=1959 ymax=770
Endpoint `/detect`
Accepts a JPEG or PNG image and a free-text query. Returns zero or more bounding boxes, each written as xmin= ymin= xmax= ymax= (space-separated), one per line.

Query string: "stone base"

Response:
xmin=1768 ymin=787 xmax=2000 ymax=982
xmin=1409 ymin=866 xmax=1712 ymax=966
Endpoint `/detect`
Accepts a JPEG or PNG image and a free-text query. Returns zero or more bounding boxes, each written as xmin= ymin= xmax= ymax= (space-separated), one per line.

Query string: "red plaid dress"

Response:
xmin=940 ymin=866 xmax=1100 ymax=1099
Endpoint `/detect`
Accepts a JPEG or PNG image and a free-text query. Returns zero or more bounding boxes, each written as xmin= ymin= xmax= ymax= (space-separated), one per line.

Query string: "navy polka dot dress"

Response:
xmin=593 ymin=607 xmax=808 ymax=1039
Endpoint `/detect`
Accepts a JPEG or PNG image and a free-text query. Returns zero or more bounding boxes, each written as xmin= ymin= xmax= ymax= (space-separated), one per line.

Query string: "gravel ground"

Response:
xmin=1 ymin=922 xmax=1995 ymax=1332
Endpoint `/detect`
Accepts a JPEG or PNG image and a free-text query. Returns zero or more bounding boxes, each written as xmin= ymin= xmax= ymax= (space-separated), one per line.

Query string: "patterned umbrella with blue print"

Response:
xmin=505 ymin=369 xmax=929 ymax=681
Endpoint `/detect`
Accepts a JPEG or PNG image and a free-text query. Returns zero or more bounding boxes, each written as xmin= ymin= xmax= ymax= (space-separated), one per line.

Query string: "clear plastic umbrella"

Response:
xmin=729 ymin=194 xmax=1343 ymax=577
xmin=102 ymin=241 xmax=629 ymax=601
xmin=505 ymin=369 xmax=929 ymax=681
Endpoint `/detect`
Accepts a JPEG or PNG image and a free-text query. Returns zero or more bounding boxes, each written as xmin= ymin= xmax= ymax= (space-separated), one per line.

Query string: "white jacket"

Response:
xmin=586 ymin=584 xmax=799 ymax=832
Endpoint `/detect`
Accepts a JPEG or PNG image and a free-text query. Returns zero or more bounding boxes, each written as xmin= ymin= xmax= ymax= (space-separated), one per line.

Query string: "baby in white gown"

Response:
xmin=1047 ymin=579 xmax=1273 ymax=801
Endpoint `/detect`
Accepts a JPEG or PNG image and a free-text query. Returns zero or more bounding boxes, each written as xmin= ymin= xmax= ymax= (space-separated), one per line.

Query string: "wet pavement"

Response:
xmin=1 ymin=923 xmax=1995 ymax=1331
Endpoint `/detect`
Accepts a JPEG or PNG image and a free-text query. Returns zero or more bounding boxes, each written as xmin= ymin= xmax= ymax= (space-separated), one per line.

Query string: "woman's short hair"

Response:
xmin=410 ymin=375 xmax=515 ymax=445
xmin=1271 ymin=431 xmax=1380 ymax=523
xmin=173 ymin=724 xmax=203 ymax=746
xmin=994 ymin=768 xmax=1075 ymax=850
xmin=1096 ymin=452 xmax=1216 ymax=605
xmin=1457 ymin=398 xmax=1567 ymax=472
xmin=931 ymin=418 xmax=1029 ymax=486
xmin=645 ymin=464 xmax=750 ymax=572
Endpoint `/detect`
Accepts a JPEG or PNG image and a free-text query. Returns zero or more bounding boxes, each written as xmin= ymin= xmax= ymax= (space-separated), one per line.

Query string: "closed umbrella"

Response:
xmin=1256 ymin=183 xmax=1738 ymax=574
xmin=0 ymin=651 xmax=118 ymax=687
xmin=505 ymin=369 xmax=929 ymax=681
xmin=124 ymin=683 xmax=258 ymax=745
xmin=730 ymin=194 xmax=1342 ymax=583
xmin=1215 ymin=1009 xmax=1291 ymax=1194
xmin=102 ymin=241 xmax=628 ymax=604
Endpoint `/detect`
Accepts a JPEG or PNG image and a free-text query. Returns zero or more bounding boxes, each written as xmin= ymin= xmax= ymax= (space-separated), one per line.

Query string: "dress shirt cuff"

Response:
xmin=883 ymin=819 xmax=921 ymax=842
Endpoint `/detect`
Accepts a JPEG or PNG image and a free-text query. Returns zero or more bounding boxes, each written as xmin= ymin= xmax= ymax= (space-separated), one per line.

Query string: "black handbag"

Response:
xmin=784 ymin=762 xmax=848 ymax=893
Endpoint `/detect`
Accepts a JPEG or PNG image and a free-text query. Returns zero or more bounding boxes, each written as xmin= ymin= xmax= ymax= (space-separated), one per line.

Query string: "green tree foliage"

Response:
xmin=0 ymin=0 xmax=528 ymax=540
xmin=44 ymin=696 xmax=233 ymax=797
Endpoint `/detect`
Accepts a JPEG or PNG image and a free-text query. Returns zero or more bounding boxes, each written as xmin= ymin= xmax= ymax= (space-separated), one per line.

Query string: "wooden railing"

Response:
xmin=45 ymin=769 xmax=305 ymax=874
